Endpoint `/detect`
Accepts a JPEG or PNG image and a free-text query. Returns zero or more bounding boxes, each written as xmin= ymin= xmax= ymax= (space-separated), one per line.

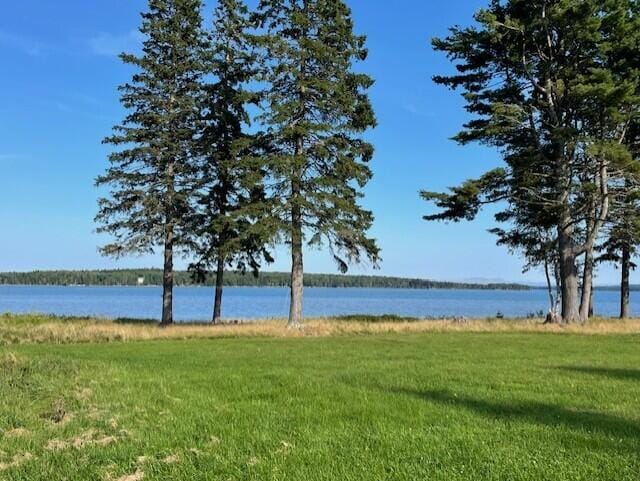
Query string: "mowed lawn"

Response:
xmin=1 ymin=332 xmax=639 ymax=480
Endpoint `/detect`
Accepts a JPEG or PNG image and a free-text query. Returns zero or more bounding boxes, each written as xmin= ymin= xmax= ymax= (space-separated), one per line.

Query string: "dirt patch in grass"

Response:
xmin=0 ymin=452 xmax=34 ymax=471
xmin=113 ymin=470 xmax=144 ymax=481
xmin=3 ymin=427 xmax=30 ymax=438
xmin=46 ymin=429 xmax=118 ymax=451
xmin=162 ymin=454 xmax=179 ymax=464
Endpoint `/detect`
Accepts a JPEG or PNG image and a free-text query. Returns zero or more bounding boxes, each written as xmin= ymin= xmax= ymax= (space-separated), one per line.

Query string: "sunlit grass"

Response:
xmin=1 ymin=328 xmax=639 ymax=480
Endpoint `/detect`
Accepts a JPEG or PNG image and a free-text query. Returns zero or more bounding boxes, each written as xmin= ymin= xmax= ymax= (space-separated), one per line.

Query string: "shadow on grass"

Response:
xmin=331 ymin=315 xmax=420 ymax=323
xmin=113 ymin=318 xmax=159 ymax=325
xmin=392 ymin=388 xmax=640 ymax=440
xmin=113 ymin=318 xmax=226 ymax=326
xmin=558 ymin=366 xmax=640 ymax=382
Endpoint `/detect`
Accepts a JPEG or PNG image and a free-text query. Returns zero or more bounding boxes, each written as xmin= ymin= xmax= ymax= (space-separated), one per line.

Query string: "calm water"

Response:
xmin=0 ymin=285 xmax=634 ymax=321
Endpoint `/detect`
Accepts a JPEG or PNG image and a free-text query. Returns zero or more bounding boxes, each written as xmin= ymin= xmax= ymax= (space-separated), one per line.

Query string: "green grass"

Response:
xmin=1 ymin=332 xmax=639 ymax=480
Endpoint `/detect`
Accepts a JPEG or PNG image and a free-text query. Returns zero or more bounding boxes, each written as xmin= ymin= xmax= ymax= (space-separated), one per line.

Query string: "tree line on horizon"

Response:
xmin=423 ymin=0 xmax=640 ymax=323
xmin=96 ymin=0 xmax=378 ymax=326
xmin=0 ymin=270 xmax=532 ymax=291
xmin=97 ymin=0 xmax=640 ymax=327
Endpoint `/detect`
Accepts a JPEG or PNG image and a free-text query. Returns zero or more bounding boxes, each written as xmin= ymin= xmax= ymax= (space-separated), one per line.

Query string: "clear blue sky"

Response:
xmin=0 ymin=0 xmax=625 ymax=284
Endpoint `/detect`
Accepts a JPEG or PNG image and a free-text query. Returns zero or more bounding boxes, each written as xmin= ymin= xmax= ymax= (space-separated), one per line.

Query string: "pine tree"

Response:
xmin=599 ymin=122 xmax=640 ymax=319
xmin=96 ymin=0 xmax=206 ymax=325
xmin=422 ymin=0 xmax=640 ymax=323
xmin=597 ymin=10 xmax=640 ymax=319
xmin=187 ymin=0 xmax=274 ymax=324
xmin=490 ymin=213 xmax=561 ymax=317
xmin=255 ymin=0 xmax=380 ymax=327
xmin=599 ymin=199 xmax=640 ymax=319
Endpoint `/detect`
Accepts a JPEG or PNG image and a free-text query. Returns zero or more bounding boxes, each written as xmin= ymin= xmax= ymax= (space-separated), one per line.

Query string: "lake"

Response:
xmin=0 ymin=285 xmax=634 ymax=321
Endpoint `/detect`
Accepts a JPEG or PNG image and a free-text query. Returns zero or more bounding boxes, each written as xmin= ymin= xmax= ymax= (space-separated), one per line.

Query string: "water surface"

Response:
xmin=0 ymin=285 xmax=633 ymax=321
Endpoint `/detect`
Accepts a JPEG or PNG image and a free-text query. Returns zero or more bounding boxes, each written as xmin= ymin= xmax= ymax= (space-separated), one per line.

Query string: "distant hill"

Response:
xmin=594 ymin=284 xmax=640 ymax=291
xmin=0 ymin=269 xmax=532 ymax=290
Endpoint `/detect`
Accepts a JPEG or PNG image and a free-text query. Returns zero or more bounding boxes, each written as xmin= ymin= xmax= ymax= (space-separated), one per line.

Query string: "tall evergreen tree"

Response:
xmin=96 ymin=0 xmax=206 ymax=325
xmin=490 ymin=223 xmax=561 ymax=316
xmin=599 ymin=199 xmax=640 ymax=319
xmin=254 ymin=0 xmax=380 ymax=328
xmin=188 ymin=0 xmax=274 ymax=324
xmin=597 ymin=14 xmax=640 ymax=319
xmin=422 ymin=0 xmax=640 ymax=323
xmin=598 ymin=129 xmax=640 ymax=319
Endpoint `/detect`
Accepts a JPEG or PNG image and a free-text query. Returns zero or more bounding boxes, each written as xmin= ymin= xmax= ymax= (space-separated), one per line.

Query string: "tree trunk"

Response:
xmin=544 ymin=258 xmax=555 ymax=311
xmin=579 ymin=249 xmax=594 ymax=323
xmin=555 ymin=143 xmax=582 ymax=324
xmin=544 ymin=259 xmax=563 ymax=325
xmin=289 ymin=11 xmax=307 ymax=329
xmin=621 ymin=245 xmax=631 ymax=319
xmin=288 ymin=199 xmax=304 ymax=328
xmin=558 ymin=227 xmax=580 ymax=323
xmin=212 ymin=255 xmax=225 ymax=324
xmin=554 ymin=260 xmax=561 ymax=313
xmin=161 ymin=224 xmax=174 ymax=326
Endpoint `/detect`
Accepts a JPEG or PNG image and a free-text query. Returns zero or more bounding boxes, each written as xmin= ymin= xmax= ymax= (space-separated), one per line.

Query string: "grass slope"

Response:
xmin=1 ymin=320 xmax=639 ymax=480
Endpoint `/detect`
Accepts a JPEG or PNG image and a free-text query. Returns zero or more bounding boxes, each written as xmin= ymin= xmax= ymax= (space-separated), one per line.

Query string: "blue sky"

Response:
xmin=0 ymin=0 xmax=625 ymax=284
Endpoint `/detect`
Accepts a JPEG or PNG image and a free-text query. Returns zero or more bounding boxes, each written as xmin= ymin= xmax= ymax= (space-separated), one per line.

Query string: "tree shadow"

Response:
xmin=332 ymin=315 xmax=420 ymax=323
xmin=113 ymin=318 xmax=223 ymax=326
xmin=392 ymin=388 xmax=640 ymax=441
xmin=557 ymin=366 xmax=640 ymax=382
xmin=113 ymin=317 xmax=159 ymax=325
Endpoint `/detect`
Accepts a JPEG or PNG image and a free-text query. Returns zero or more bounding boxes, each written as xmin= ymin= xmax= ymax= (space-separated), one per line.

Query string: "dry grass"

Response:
xmin=1 ymin=313 xmax=640 ymax=345
xmin=0 ymin=452 xmax=34 ymax=472
xmin=45 ymin=430 xmax=118 ymax=451
xmin=3 ymin=428 xmax=30 ymax=439
xmin=112 ymin=470 xmax=145 ymax=481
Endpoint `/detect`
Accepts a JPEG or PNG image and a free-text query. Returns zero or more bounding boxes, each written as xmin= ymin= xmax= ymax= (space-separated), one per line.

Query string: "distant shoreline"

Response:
xmin=0 ymin=283 xmax=632 ymax=292
xmin=0 ymin=269 xmax=533 ymax=291
xmin=0 ymin=283 xmax=532 ymax=290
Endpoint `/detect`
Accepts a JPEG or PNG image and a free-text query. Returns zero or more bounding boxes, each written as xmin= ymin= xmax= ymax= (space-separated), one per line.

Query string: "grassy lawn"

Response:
xmin=1 ymin=319 xmax=639 ymax=480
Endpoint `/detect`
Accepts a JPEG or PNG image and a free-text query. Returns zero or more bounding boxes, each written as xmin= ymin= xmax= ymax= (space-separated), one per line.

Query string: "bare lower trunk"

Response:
xmin=579 ymin=249 xmax=594 ymax=323
xmin=621 ymin=245 xmax=631 ymax=319
xmin=213 ymin=255 xmax=225 ymax=324
xmin=161 ymin=225 xmax=174 ymax=326
xmin=544 ymin=259 xmax=555 ymax=311
xmin=289 ymin=204 xmax=304 ymax=328
xmin=559 ymin=228 xmax=579 ymax=323
xmin=288 ymin=122 xmax=305 ymax=328
xmin=554 ymin=260 xmax=561 ymax=313
xmin=543 ymin=258 xmax=562 ymax=324
xmin=556 ymin=146 xmax=581 ymax=324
